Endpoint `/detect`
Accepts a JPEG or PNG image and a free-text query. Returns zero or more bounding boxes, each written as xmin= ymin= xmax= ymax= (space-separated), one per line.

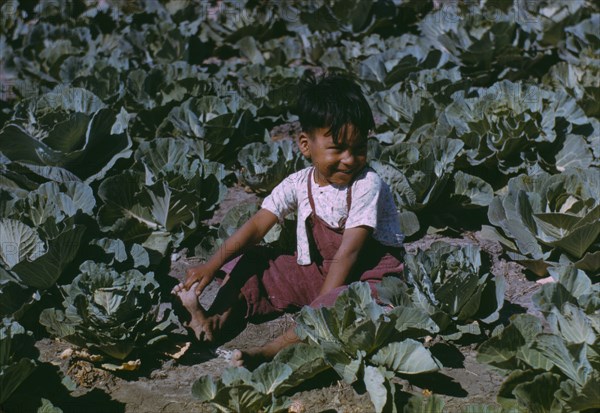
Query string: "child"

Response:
xmin=172 ymin=74 xmax=405 ymax=367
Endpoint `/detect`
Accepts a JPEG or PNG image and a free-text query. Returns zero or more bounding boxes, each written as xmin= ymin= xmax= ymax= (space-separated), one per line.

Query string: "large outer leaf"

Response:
xmin=511 ymin=372 xmax=563 ymax=413
xmin=488 ymin=195 xmax=544 ymax=260
xmin=251 ymin=362 xmax=292 ymax=395
xmin=550 ymin=265 xmax=592 ymax=302
xmin=532 ymin=335 xmax=591 ymax=386
xmin=97 ymin=171 xmax=157 ymax=231
xmin=496 ymin=369 xmax=543 ymax=410
xmin=363 ymin=366 xmax=388 ymax=413
xmin=556 ymin=372 xmax=600 ymax=412
xmin=271 ymin=343 xmax=328 ymax=394
xmin=555 ymin=135 xmax=594 ymax=171
xmin=147 ymin=181 xmax=195 ymax=231
xmin=191 ymin=375 xmax=222 ymax=403
xmin=322 ymin=345 xmax=364 ymax=384
xmin=370 ymin=339 xmax=440 ymax=374
xmin=391 ymin=306 xmax=439 ymax=337
xmin=547 ymin=303 xmax=596 ymax=345
xmin=12 ymin=225 xmax=85 ymax=289
xmin=477 ymin=314 xmax=544 ymax=370
xmin=0 ymin=318 xmax=36 ymax=404
xmin=0 ymin=357 xmax=36 ymax=404
xmin=0 ymin=103 xmax=132 ymax=183
xmin=0 ymin=220 xmax=45 ymax=269
xmin=451 ymin=171 xmax=493 ymax=207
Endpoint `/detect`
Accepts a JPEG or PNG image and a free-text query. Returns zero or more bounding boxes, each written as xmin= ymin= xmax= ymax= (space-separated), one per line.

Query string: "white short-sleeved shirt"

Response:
xmin=261 ymin=166 xmax=404 ymax=265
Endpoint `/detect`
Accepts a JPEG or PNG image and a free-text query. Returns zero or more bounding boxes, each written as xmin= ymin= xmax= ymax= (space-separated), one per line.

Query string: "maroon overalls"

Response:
xmin=220 ymin=168 xmax=404 ymax=319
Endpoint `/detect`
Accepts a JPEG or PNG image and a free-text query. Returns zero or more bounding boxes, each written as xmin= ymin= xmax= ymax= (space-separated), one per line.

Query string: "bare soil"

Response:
xmin=3 ymin=186 xmax=543 ymax=413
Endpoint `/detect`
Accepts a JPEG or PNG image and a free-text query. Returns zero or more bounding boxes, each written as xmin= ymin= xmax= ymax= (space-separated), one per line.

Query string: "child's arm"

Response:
xmin=181 ymin=209 xmax=279 ymax=294
xmin=318 ymin=226 xmax=372 ymax=296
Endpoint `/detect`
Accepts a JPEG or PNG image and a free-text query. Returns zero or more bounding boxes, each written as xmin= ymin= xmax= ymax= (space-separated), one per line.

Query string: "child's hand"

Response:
xmin=171 ymin=263 xmax=216 ymax=296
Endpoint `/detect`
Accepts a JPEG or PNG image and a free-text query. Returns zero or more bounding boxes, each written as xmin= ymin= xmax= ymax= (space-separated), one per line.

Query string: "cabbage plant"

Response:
xmin=488 ymin=168 xmax=600 ymax=275
xmin=156 ymin=95 xmax=265 ymax=163
xmin=192 ymin=344 xmax=328 ymax=413
xmin=194 ymin=281 xmax=440 ymax=413
xmin=369 ymin=137 xmax=493 ymax=235
xmin=477 ymin=266 xmax=600 ymax=412
xmin=0 ymin=86 xmax=132 ymax=183
xmin=96 ymin=138 xmax=227 ymax=258
xmin=39 ymin=261 xmax=174 ymax=360
xmin=237 ymin=140 xmax=309 ymax=195
xmin=402 ymin=242 xmax=505 ymax=338
xmin=370 ymin=137 xmax=463 ymax=213
xmin=295 ymin=281 xmax=440 ymax=413
xmin=0 ymin=181 xmax=93 ymax=290
xmin=437 ymin=81 xmax=589 ymax=180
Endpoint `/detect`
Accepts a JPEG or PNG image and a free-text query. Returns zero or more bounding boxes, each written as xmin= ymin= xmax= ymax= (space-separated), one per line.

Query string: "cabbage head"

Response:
xmin=488 ymin=168 xmax=600 ymax=276
xmin=39 ymin=261 xmax=174 ymax=360
xmin=237 ymin=140 xmax=309 ymax=195
xmin=403 ymin=241 xmax=505 ymax=337
xmin=437 ymin=81 xmax=589 ymax=180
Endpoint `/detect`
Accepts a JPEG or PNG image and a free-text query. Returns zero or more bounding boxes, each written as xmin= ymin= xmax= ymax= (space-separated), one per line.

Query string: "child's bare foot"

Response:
xmin=230 ymin=348 xmax=270 ymax=370
xmin=174 ymin=282 xmax=241 ymax=344
xmin=174 ymin=283 xmax=215 ymax=342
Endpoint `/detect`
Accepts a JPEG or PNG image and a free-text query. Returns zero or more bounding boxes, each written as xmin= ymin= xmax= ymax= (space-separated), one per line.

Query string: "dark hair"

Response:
xmin=295 ymin=73 xmax=375 ymax=144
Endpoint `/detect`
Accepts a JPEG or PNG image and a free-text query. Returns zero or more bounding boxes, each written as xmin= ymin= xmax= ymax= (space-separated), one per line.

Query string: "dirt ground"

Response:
xmin=3 ymin=185 xmax=543 ymax=413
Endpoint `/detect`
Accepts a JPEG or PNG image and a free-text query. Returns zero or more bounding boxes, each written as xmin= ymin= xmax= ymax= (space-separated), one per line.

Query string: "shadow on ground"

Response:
xmin=3 ymin=363 xmax=125 ymax=413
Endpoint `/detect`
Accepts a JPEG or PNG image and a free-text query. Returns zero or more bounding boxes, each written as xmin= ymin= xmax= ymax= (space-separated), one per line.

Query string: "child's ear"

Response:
xmin=297 ymin=132 xmax=311 ymax=159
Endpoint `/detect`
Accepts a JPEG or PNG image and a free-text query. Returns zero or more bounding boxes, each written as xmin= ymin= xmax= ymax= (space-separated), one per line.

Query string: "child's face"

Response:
xmin=298 ymin=124 xmax=368 ymax=187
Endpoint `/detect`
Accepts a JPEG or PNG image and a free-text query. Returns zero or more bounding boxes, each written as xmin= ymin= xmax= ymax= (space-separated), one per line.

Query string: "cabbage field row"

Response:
xmin=0 ymin=0 xmax=598 ymax=412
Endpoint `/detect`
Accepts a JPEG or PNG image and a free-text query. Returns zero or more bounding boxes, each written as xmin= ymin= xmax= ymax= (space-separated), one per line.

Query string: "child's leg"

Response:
xmin=230 ymin=249 xmax=405 ymax=366
xmin=230 ymin=276 xmax=400 ymax=367
xmin=227 ymin=250 xmax=326 ymax=367
xmin=229 ymin=285 xmax=373 ymax=368
xmin=175 ymin=246 xmax=312 ymax=344
xmin=231 ymin=325 xmax=300 ymax=368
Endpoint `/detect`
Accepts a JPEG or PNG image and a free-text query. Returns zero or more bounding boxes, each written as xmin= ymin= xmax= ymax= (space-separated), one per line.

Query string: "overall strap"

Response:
xmin=307 ymin=168 xmax=317 ymax=215
xmin=346 ymin=179 xmax=353 ymax=213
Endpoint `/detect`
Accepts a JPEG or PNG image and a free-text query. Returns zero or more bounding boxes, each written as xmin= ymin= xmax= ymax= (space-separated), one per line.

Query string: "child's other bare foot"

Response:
xmin=230 ymin=327 xmax=301 ymax=369
xmin=230 ymin=348 xmax=270 ymax=370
